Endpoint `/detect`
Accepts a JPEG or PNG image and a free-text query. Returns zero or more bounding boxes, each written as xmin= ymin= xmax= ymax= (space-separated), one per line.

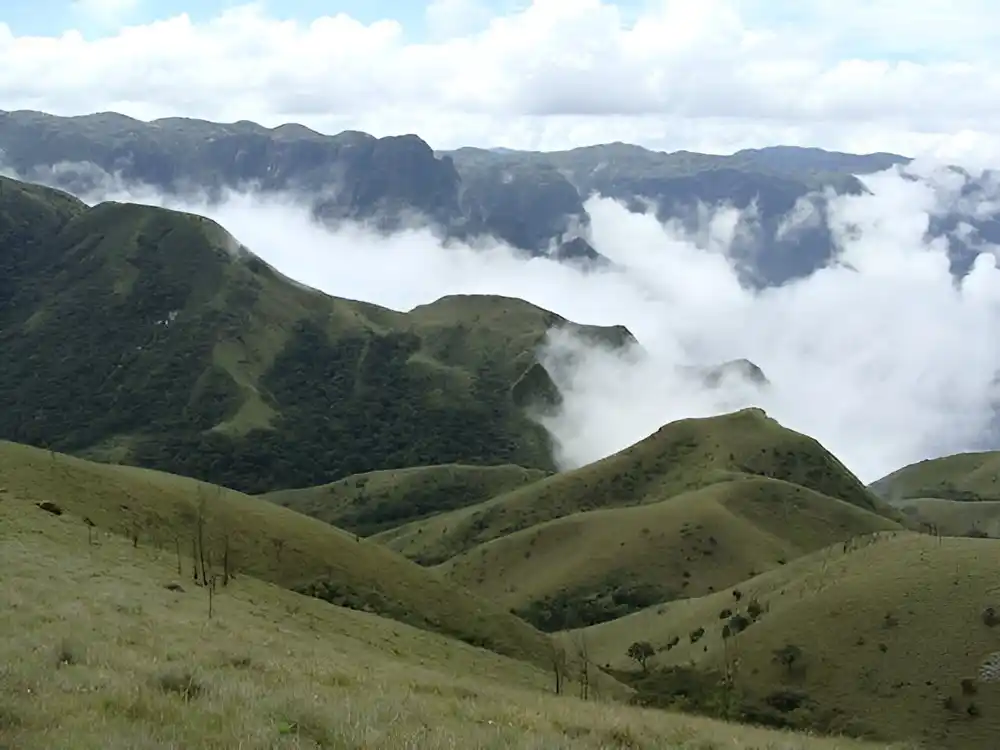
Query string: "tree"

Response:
xmin=626 ymin=641 xmax=655 ymax=673
xmin=549 ymin=639 xmax=568 ymax=695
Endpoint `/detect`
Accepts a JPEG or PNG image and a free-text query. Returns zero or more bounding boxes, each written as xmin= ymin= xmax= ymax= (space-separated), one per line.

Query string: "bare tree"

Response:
xmin=549 ymin=638 xmax=568 ymax=695
xmin=574 ymin=632 xmax=591 ymax=700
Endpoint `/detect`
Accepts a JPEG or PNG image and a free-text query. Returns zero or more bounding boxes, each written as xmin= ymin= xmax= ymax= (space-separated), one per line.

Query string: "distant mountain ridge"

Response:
xmin=0 ymin=109 xmax=937 ymax=287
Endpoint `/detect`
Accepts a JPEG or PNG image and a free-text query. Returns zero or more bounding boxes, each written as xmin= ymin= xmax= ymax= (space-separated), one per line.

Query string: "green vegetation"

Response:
xmin=264 ymin=463 xmax=549 ymax=536
xmin=374 ymin=409 xmax=906 ymax=629
xmin=439 ymin=477 xmax=901 ymax=631
xmin=870 ymin=451 xmax=1000 ymax=503
xmin=0 ymin=441 xmax=560 ymax=668
xmin=0 ymin=175 xmax=631 ymax=493
xmin=870 ymin=452 xmax=1000 ymax=537
xmin=577 ymin=532 xmax=1000 ymax=749
xmin=0 ymin=484 xmax=905 ymax=749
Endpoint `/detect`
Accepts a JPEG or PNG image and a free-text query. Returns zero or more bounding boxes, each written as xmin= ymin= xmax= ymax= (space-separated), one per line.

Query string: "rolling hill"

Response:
xmin=870 ymin=451 xmax=1000 ymax=503
xmin=374 ymin=408 xmax=908 ymax=629
xmin=870 ymin=452 xmax=1000 ymax=537
xmin=0 ymin=440 xmax=562 ymax=669
xmin=575 ymin=532 xmax=1000 ymax=750
xmin=0 ymin=469 xmax=903 ymax=749
xmin=263 ymin=463 xmax=549 ymax=536
xmin=438 ymin=477 xmax=902 ymax=631
xmin=0 ymin=174 xmax=633 ymax=492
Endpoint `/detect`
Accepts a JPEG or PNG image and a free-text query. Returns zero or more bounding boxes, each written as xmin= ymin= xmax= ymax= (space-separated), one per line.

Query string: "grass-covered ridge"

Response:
xmin=0 ymin=481 xmax=906 ymax=749
xmin=0 ymin=441 xmax=562 ymax=669
xmin=374 ymin=409 xmax=908 ymax=629
xmin=379 ymin=408 xmax=904 ymax=564
xmin=0 ymin=174 xmax=632 ymax=492
xmin=263 ymin=463 xmax=550 ymax=536
xmin=870 ymin=451 xmax=1000 ymax=503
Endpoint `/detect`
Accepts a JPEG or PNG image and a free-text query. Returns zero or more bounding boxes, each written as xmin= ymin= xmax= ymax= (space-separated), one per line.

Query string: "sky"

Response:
xmin=4 ymin=0 xmax=1000 ymax=158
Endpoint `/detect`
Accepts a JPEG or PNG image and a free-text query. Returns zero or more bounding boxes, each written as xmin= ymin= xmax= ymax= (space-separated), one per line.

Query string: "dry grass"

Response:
xmin=891 ymin=497 xmax=1000 ymax=538
xmin=577 ymin=532 xmax=1000 ymax=749
xmin=0 ymin=491 xmax=904 ymax=750
xmin=438 ymin=478 xmax=901 ymax=616
xmin=0 ymin=441 xmax=558 ymax=669
xmin=263 ymin=463 xmax=548 ymax=536
xmin=378 ymin=408 xmax=905 ymax=567
xmin=870 ymin=451 xmax=1000 ymax=502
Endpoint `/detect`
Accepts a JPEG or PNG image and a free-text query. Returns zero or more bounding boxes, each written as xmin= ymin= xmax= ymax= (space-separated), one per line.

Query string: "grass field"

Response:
xmin=437 ymin=477 xmax=902 ymax=630
xmin=263 ymin=463 xmax=549 ymax=536
xmin=1 ymin=479 xmax=913 ymax=749
xmin=0 ymin=441 xmax=559 ymax=669
xmin=575 ymin=532 xmax=1000 ymax=749
xmin=870 ymin=451 xmax=1000 ymax=502
xmin=379 ymin=408 xmax=903 ymax=566
xmin=890 ymin=496 xmax=1000 ymax=537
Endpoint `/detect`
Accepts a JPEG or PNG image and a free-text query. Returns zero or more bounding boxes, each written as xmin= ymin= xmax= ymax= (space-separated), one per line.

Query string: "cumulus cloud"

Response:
xmin=40 ymin=162 xmax=1000 ymax=484
xmin=3 ymin=0 xmax=1000 ymax=160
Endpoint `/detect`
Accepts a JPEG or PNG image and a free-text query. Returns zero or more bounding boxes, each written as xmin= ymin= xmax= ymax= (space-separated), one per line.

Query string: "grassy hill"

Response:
xmin=576 ymin=532 xmax=1000 ymax=749
xmin=0 ymin=482 xmax=904 ymax=749
xmin=0 ymin=441 xmax=563 ymax=669
xmin=0 ymin=174 xmax=632 ymax=492
xmin=870 ymin=451 xmax=1000 ymax=503
xmin=380 ymin=408 xmax=895 ymax=564
xmin=870 ymin=452 xmax=1000 ymax=537
xmin=438 ymin=477 xmax=902 ymax=631
xmin=374 ymin=409 xmax=907 ymax=629
xmin=891 ymin=497 xmax=1000 ymax=538
xmin=263 ymin=463 xmax=549 ymax=536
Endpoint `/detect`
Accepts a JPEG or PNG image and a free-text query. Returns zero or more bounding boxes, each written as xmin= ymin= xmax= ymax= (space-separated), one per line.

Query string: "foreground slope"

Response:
xmin=0 ymin=491 xmax=901 ymax=750
xmin=380 ymin=408 xmax=904 ymax=565
xmin=0 ymin=175 xmax=632 ymax=492
xmin=0 ymin=441 xmax=560 ymax=669
xmin=579 ymin=532 xmax=1000 ymax=750
xmin=263 ymin=463 xmax=549 ymax=536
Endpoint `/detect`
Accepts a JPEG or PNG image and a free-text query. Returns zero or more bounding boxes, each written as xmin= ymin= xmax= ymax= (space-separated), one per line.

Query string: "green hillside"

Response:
xmin=870 ymin=451 xmax=1000 ymax=502
xmin=264 ymin=463 xmax=549 ymax=536
xmin=0 ymin=174 xmax=632 ymax=493
xmin=0 ymin=440 xmax=564 ymax=670
xmin=1 ymin=477 xmax=903 ymax=749
xmin=379 ymin=408 xmax=905 ymax=565
xmin=577 ymin=532 xmax=1000 ymax=750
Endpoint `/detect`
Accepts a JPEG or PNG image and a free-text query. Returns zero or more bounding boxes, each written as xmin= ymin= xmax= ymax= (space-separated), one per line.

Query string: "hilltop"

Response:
xmin=375 ymin=409 xmax=908 ymax=628
xmin=575 ymin=532 xmax=1000 ymax=750
xmin=263 ymin=463 xmax=549 ymax=536
xmin=0 ymin=174 xmax=633 ymax=492
xmin=0 ymin=440 xmax=560 ymax=669
xmin=0 ymin=471 xmax=904 ymax=750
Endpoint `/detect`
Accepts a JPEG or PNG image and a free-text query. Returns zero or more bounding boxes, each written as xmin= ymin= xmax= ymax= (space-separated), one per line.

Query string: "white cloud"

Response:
xmin=3 ymin=1 xmax=1000 ymax=160
xmin=58 ymin=164 xmax=1000 ymax=484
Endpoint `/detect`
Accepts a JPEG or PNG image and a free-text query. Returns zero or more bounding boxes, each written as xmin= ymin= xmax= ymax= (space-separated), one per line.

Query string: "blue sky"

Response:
xmin=7 ymin=0 xmax=515 ymax=38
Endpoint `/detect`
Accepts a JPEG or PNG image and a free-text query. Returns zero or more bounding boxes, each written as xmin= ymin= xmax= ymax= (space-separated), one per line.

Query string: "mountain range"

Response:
xmin=2 ymin=109 xmax=1000 ymax=750
xmin=5 ymin=108 xmax=993 ymax=289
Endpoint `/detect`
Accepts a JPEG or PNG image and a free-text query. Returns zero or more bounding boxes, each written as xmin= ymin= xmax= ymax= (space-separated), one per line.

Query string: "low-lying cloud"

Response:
xmin=15 ymin=162 xmax=1000 ymax=484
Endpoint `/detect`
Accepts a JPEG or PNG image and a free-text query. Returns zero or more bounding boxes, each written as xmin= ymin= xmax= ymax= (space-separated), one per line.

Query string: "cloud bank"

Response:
xmin=5 ymin=0 xmax=1000 ymax=160
xmin=25 ymin=163 xmax=1000 ymax=484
